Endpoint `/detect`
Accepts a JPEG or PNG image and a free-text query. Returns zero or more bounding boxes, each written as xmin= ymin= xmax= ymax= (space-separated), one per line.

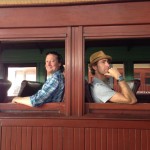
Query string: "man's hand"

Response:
xmin=105 ymin=67 xmax=121 ymax=80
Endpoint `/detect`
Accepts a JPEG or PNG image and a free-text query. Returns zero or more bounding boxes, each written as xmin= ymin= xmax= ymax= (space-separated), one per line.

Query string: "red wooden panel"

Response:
xmin=96 ymin=128 xmax=101 ymax=150
xmin=70 ymin=26 xmax=84 ymax=116
xmin=36 ymin=127 xmax=43 ymax=150
xmin=0 ymin=2 xmax=150 ymax=28
xmin=74 ymin=128 xmax=80 ymax=150
xmin=5 ymin=127 xmax=11 ymax=150
xmin=112 ymin=129 xmax=118 ymax=150
xmin=79 ymin=128 xmax=85 ymax=150
xmin=90 ymin=128 xmax=96 ymax=150
xmin=141 ymin=130 xmax=148 ymax=150
xmin=84 ymin=25 xmax=150 ymax=39
xmin=148 ymin=130 xmax=150 ymax=150
xmin=123 ymin=129 xmax=130 ymax=150
xmin=21 ymin=127 xmax=28 ymax=150
xmin=107 ymin=129 xmax=113 ymax=150
xmin=26 ymin=127 xmax=32 ymax=150
xmin=0 ymin=121 xmax=150 ymax=150
xmin=0 ymin=127 xmax=1 ymax=150
xmin=85 ymin=128 xmax=97 ymax=150
xmin=42 ymin=127 xmax=53 ymax=150
xmin=63 ymin=128 xmax=74 ymax=150
xmin=85 ymin=128 xmax=90 ymax=150
xmin=0 ymin=103 xmax=65 ymax=112
xmin=53 ymin=127 xmax=63 ymax=150
xmin=135 ymin=130 xmax=141 ymax=150
xmin=118 ymin=129 xmax=124 ymax=150
xmin=16 ymin=127 xmax=22 ymax=150
xmin=32 ymin=127 xmax=37 ymax=150
xmin=11 ymin=127 xmax=18 ymax=150
xmin=101 ymin=128 xmax=107 ymax=150
xmin=31 ymin=127 xmax=43 ymax=150
xmin=0 ymin=27 xmax=67 ymax=39
xmin=1 ymin=127 xmax=6 ymax=150
xmin=129 ymin=129 xmax=136 ymax=150
xmin=72 ymin=26 xmax=84 ymax=116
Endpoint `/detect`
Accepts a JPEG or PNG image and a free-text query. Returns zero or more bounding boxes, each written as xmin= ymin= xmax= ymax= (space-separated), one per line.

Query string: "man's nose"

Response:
xmin=47 ymin=61 xmax=51 ymax=65
xmin=106 ymin=62 xmax=110 ymax=67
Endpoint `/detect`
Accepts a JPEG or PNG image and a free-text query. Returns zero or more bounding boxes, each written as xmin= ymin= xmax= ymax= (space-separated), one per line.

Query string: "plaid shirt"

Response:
xmin=30 ymin=70 xmax=64 ymax=107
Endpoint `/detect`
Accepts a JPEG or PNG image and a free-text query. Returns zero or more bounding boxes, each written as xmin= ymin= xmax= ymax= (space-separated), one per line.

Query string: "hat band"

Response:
xmin=91 ymin=57 xmax=102 ymax=64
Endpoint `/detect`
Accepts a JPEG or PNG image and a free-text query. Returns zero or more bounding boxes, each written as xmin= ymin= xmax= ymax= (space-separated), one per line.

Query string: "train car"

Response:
xmin=0 ymin=0 xmax=150 ymax=150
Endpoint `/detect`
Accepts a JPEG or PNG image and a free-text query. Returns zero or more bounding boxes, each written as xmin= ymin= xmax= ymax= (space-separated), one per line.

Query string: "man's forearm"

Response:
xmin=12 ymin=97 xmax=32 ymax=107
xmin=118 ymin=80 xmax=137 ymax=104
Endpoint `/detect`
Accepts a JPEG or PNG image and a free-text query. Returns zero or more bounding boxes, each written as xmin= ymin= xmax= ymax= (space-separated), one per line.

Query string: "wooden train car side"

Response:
xmin=0 ymin=1 xmax=150 ymax=150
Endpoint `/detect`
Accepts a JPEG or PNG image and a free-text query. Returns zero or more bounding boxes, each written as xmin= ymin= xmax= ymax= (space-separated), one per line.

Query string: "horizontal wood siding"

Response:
xmin=0 ymin=2 xmax=150 ymax=28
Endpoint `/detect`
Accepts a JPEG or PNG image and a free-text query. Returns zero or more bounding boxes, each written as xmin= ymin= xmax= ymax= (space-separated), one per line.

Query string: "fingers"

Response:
xmin=12 ymin=97 xmax=18 ymax=103
xmin=104 ymin=73 xmax=111 ymax=76
xmin=12 ymin=99 xmax=16 ymax=103
xmin=109 ymin=67 xmax=118 ymax=73
xmin=12 ymin=100 xmax=16 ymax=103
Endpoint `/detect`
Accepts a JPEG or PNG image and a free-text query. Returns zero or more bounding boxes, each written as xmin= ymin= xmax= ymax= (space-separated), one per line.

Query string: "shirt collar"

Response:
xmin=47 ymin=70 xmax=61 ymax=79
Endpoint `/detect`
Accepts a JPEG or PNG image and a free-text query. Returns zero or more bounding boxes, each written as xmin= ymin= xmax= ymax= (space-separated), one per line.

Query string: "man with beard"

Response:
xmin=89 ymin=50 xmax=137 ymax=104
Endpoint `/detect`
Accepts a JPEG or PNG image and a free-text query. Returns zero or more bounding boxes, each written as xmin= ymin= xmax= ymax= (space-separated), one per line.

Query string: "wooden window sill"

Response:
xmin=0 ymin=102 xmax=65 ymax=114
xmin=85 ymin=103 xmax=150 ymax=120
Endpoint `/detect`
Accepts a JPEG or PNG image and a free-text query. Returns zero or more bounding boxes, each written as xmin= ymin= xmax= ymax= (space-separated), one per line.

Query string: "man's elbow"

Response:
xmin=128 ymin=98 xmax=137 ymax=104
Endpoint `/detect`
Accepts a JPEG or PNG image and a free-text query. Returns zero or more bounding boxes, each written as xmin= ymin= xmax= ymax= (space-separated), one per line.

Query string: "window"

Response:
xmin=134 ymin=63 xmax=150 ymax=94
xmin=7 ymin=66 xmax=36 ymax=96
xmin=0 ymin=38 xmax=67 ymax=115
xmin=84 ymin=37 xmax=150 ymax=115
xmin=134 ymin=63 xmax=150 ymax=103
xmin=145 ymin=73 xmax=150 ymax=85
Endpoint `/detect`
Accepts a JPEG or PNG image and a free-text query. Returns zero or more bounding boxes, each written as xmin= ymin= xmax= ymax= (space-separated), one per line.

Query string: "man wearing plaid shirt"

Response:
xmin=12 ymin=51 xmax=65 ymax=107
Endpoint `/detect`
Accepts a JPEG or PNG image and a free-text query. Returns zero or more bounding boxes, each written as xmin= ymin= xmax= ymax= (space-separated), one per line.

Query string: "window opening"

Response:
xmin=134 ymin=63 xmax=150 ymax=94
xmin=134 ymin=63 xmax=150 ymax=103
xmin=8 ymin=67 xmax=36 ymax=96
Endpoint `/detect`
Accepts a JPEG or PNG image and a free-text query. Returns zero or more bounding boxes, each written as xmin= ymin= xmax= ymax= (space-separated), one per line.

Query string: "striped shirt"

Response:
xmin=30 ymin=70 xmax=65 ymax=107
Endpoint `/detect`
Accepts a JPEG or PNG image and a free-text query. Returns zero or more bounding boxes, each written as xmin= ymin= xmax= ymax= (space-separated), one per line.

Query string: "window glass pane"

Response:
xmin=8 ymin=67 xmax=36 ymax=96
xmin=145 ymin=72 xmax=150 ymax=85
xmin=145 ymin=78 xmax=150 ymax=85
xmin=145 ymin=73 xmax=150 ymax=76
xmin=134 ymin=63 xmax=150 ymax=93
xmin=134 ymin=73 xmax=140 ymax=79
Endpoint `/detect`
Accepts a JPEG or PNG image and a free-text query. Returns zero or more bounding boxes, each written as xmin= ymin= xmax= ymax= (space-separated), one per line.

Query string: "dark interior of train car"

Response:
xmin=0 ymin=38 xmax=149 ymax=103
xmin=0 ymin=40 xmax=65 ymax=103
xmin=85 ymin=38 xmax=150 ymax=103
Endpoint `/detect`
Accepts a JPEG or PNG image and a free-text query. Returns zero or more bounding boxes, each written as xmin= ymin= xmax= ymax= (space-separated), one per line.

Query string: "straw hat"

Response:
xmin=90 ymin=50 xmax=112 ymax=65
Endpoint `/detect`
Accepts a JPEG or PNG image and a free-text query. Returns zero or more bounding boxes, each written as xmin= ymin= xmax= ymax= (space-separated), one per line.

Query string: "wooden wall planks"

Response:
xmin=1 ymin=125 xmax=150 ymax=150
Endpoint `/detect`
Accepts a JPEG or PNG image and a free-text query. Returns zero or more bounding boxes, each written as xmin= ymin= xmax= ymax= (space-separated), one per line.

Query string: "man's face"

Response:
xmin=93 ymin=59 xmax=110 ymax=75
xmin=45 ymin=54 xmax=61 ymax=75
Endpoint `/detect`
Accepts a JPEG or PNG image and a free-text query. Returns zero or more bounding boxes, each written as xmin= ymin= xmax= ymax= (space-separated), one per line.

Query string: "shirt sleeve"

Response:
xmin=30 ymin=75 xmax=59 ymax=107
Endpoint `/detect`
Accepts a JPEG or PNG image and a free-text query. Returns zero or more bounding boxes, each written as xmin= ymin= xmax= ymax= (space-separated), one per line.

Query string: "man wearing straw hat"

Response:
xmin=89 ymin=50 xmax=137 ymax=104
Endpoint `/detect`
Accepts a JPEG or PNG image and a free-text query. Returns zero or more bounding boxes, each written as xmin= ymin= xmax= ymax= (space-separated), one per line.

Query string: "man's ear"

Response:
xmin=92 ymin=65 xmax=97 ymax=71
xmin=58 ymin=63 xmax=61 ymax=67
